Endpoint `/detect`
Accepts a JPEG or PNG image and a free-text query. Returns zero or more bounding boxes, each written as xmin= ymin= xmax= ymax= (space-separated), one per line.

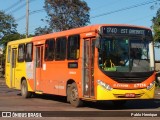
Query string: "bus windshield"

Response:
xmin=98 ymin=37 xmax=152 ymax=72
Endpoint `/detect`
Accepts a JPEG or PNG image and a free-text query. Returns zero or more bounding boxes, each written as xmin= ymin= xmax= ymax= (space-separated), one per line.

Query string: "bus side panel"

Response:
xmin=5 ymin=38 xmax=33 ymax=90
xmin=15 ymin=62 xmax=26 ymax=89
xmin=5 ymin=63 xmax=11 ymax=88
xmin=39 ymin=62 xmax=56 ymax=95
xmin=26 ymin=62 xmax=34 ymax=91
xmin=5 ymin=46 xmax=11 ymax=88
xmin=40 ymin=60 xmax=82 ymax=96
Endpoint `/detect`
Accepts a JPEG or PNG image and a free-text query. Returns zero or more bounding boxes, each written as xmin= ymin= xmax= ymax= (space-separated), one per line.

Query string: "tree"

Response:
xmin=0 ymin=11 xmax=17 ymax=40
xmin=151 ymin=0 xmax=160 ymax=42
xmin=152 ymin=9 xmax=160 ymax=42
xmin=1 ymin=33 xmax=25 ymax=59
xmin=0 ymin=10 xmax=19 ymax=52
xmin=38 ymin=0 xmax=90 ymax=33
xmin=34 ymin=26 xmax=52 ymax=36
xmin=0 ymin=11 xmax=24 ymax=62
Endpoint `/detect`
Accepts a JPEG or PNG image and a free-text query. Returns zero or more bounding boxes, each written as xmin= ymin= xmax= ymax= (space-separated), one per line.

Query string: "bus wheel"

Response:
xmin=67 ymin=84 xmax=71 ymax=102
xmin=21 ymin=80 xmax=32 ymax=98
xmin=69 ymin=82 xmax=83 ymax=107
xmin=112 ymin=100 xmax=127 ymax=106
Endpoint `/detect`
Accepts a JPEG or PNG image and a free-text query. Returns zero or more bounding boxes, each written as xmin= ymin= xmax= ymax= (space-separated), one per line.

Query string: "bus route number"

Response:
xmin=106 ymin=27 xmax=117 ymax=34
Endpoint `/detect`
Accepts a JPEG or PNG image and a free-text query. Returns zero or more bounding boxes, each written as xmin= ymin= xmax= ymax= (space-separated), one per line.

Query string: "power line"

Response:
xmin=29 ymin=9 xmax=45 ymax=15
xmin=8 ymin=2 xmax=26 ymax=14
xmin=91 ymin=0 xmax=120 ymax=12
xmin=16 ymin=0 xmax=157 ymax=34
xmin=7 ymin=0 xmax=37 ymax=14
xmin=91 ymin=0 xmax=157 ymax=19
xmin=16 ymin=0 xmax=156 ymax=22
xmin=16 ymin=9 xmax=45 ymax=22
xmin=4 ymin=0 xmax=24 ymax=12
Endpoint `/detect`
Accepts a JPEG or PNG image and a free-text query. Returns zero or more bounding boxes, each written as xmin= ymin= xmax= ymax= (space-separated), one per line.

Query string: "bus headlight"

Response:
xmin=97 ymin=80 xmax=113 ymax=91
xmin=146 ymin=81 xmax=155 ymax=90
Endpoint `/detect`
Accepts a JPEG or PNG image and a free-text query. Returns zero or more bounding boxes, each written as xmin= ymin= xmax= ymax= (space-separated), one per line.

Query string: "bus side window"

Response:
xmin=7 ymin=46 xmax=11 ymax=63
xmin=67 ymin=35 xmax=80 ymax=60
xmin=55 ymin=37 xmax=66 ymax=60
xmin=45 ymin=39 xmax=55 ymax=61
xmin=18 ymin=44 xmax=25 ymax=62
xmin=25 ymin=42 xmax=33 ymax=62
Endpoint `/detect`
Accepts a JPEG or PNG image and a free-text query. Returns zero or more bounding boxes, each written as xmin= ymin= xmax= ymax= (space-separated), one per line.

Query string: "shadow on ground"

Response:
xmin=17 ymin=92 xmax=160 ymax=110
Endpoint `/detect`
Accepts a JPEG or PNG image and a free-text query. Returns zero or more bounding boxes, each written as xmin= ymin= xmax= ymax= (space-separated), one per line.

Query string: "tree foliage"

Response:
xmin=152 ymin=9 xmax=160 ymax=42
xmin=1 ymin=33 xmax=25 ymax=47
xmin=1 ymin=33 xmax=25 ymax=59
xmin=0 ymin=11 xmax=25 ymax=60
xmin=0 ymin=11 xmax=17 ymax=39
xmin=34 ymin=26 xmax=52 ymax=36
xmin=35 ymin=0 xmax=90 ymax=34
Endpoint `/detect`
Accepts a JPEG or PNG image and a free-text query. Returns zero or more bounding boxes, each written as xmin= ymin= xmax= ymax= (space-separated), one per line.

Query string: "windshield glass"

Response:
xmin=99 ymin=37 xmax=151 ymax=72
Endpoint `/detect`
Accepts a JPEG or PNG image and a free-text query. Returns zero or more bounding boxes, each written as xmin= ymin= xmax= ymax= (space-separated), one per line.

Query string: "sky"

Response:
xmin=0 ymin=0 xmax=160 ymax=60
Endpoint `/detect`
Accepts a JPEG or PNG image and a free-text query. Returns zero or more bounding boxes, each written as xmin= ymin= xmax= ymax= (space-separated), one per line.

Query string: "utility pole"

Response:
xmin=26 ymin=0 xmax=29 ymax=38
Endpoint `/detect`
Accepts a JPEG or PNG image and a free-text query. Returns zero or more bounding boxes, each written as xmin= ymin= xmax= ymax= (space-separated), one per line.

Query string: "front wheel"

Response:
xmin=21 ymin=80 xmax=32 ymax=98
xmin=68 ymin=82 xmax=83 ymax=107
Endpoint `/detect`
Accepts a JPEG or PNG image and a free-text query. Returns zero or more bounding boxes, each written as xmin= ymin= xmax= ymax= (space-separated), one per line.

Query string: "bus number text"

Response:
xmin=106 ymin=27 xmax=117 ymax=34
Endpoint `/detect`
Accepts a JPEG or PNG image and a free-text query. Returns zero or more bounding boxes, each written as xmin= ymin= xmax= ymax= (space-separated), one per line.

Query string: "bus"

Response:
xmin=5 ymin=24 xmax=156 ymax=107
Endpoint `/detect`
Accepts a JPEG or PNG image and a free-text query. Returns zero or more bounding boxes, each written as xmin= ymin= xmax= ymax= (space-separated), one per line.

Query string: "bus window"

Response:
xmin=25 ymin=43 xmax=33 ymax=62
xmin=67 ymin=35 xmax=80 ymax=60
xmin=45 ymin=39 xmax=55 ymax=61
xmin=18 ymin=44 xmax=25 ymax=62
xmin=7 ymin=46 xmax=11 ymax=63
xmin=55 ymin=37 xmax=66 ymax=60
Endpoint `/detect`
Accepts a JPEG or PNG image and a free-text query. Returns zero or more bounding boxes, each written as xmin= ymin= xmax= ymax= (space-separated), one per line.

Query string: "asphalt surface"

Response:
xmin=0 ymin=78 xmax=160 ymax=120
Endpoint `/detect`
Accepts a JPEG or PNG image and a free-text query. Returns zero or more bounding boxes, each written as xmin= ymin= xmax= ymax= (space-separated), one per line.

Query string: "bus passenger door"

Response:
xmin=83 ymin=38 xmax=95 ymax=98
xmin=11 ymin=48 xmax=17 ymax=88
xmin=35 ymin=45 xmax=43 ymax=91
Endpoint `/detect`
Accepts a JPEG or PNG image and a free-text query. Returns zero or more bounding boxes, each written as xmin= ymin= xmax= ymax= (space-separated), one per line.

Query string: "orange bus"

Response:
xmin=5 ymin=24 xmax=156 ymax=107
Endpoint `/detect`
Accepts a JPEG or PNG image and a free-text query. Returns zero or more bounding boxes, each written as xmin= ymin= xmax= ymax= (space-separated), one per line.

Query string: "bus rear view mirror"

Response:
xmin=95 ymin=37 xmax=100 ymax=49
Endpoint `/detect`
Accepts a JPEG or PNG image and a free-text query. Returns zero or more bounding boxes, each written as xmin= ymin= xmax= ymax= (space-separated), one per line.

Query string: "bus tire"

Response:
xmin=67 ymin=84 xmax=71 ymax=102
xmin=69 ymin=82 xmax=83 ymax=107
xmin=21 ymin=80 xmax=32 ymax=98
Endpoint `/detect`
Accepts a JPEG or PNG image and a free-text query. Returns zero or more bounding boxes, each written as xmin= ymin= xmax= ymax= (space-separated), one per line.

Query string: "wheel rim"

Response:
xmin=71 ymin=87 xmax=78 ymax=101
xmin=21 ymin=82 xmax=26 ymax=96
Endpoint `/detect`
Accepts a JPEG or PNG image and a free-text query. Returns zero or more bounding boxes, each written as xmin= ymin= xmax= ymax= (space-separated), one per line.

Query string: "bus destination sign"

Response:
xmin=102 ymin=26 xmax=152 ymax=36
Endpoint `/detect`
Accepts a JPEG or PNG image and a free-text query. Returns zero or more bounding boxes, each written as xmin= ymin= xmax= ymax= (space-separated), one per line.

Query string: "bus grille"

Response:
xmin=103 ymin=71 xmax=154 ymax=83
xmin=111 ymin=76 xmax=148 ymax=83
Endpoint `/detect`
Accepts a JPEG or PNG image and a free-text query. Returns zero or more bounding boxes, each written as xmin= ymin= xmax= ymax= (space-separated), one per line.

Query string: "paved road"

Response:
xmin=0 ymin=78 xmax=160 ymax=120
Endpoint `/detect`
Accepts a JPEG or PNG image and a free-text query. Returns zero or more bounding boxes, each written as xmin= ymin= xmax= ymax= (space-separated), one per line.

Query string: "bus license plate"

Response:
xmin=125 ymin=93 xmax=135 ymax=98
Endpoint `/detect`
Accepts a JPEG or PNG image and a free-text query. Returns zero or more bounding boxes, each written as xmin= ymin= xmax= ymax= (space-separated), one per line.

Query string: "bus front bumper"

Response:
xmin=96 ymin=85 xmax=155 ymax=100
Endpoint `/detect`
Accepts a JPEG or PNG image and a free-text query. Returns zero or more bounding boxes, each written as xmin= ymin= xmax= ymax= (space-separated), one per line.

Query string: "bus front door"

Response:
xmin=11 ymin=48 xmax=17 ymax=88
xmin=35 ymin=45 xmax=43 ymax=91
xmin=83 ymin=39 xmax=95 ymax=98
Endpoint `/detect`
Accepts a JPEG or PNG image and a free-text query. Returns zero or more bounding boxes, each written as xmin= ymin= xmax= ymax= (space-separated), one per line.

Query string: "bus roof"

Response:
xmin=33 ymin=24 xmax=151 ymax=41
xmin=7 ymin=24 xmax=151 ymax=44
xmin=7 ymin=37 xmax=32 ymax=45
